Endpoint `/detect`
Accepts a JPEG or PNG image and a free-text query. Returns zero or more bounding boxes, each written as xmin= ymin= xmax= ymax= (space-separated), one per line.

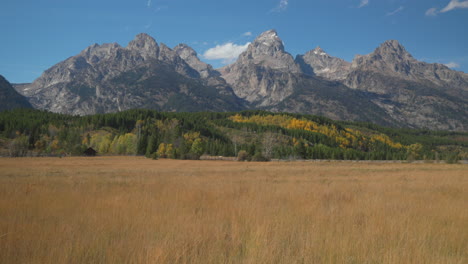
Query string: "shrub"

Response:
xmin=251 ymin=152 xmax=270 ymax=162
xmin=8 ymin=135 xmax=29 ymax=157
xmin=150 ymin=152 xmax=159 ymax=160
xmin=237 ymin=150 xmax=250 ymax=161
xmin=445 ymin=153 xmax=459 ymax=164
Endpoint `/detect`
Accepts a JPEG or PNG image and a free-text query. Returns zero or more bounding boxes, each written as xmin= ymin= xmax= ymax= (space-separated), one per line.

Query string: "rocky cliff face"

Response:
xmin=296 ymin=47 xmax=351 ymax=80
xmin=220 ymin=30 xmax=302 ymax=106
xmin=18 ymin=34 xmax=244 ymax=115
xmin=0 ymin=75 xmax=32 ymax=111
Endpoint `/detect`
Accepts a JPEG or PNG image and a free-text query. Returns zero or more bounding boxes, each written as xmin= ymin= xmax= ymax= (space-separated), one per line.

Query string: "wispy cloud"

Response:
xmin=147 ymin=0 xmax=152 ymax=8
xmin=242 ymin=32 xmax=252 ymax=37
xmin=427 ymin=0 xmax=468 ymax=16
xmin=441 ymin=0 xmax=468 ymax=12
xmin=386 ymin=6 xmax=404 ymax=16
xmin=425 ymin=7 xmax=438 ymax=16
xmin=203 ymin=42 xmax=250 ymax=64
xmin=444 ymin=62 xmax=460 ymax=68
xmin=359 ymin=0 xmax=369 ymax=8
xmin=271 ymin=0 xmax=289 ymax=13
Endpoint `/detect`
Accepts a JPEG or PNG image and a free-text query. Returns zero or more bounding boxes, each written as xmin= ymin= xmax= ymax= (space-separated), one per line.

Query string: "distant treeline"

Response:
xmin=0 ymin=108 xmax=466 ymax=162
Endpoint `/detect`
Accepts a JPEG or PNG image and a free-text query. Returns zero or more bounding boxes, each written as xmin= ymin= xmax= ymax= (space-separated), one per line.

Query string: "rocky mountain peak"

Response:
xmin=81 ymin=42 xmax=121 ymax=64
xmin=374 ymin=40 xmax=412 ymax=59
xmin=231 ymin=29 xmax=300 ymax=74
xmin=248 ymin=29 xmax=285 ymax=57
xmin=296 ymin=46 xmax=351 ymax=80
xmin=173 ymin=44 xmax=217 ymax=79
xmin=219 ymin=30 xmax=302 ymax=106
xmin=173 ymin=44 xmax=198 ymax=60
xmin=254 ymin=30 xmax=281 ymax=45
xmin=127 ymin=33 xmax=159 ymax=59
xmin=351 ymin=40 xmax=415 ymax=71
xmin=312 ymin=46 xmax=327 ymax=56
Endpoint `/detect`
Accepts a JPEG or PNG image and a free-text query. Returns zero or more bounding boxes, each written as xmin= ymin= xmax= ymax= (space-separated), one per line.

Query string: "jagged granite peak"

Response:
xmin=377 ymin=40 xmax=410 ymax=55
xmin=80 ymin=42 xmax=122 ymax=65
xmin=296 ymin=46 xmax=351 ymax=80
xmin=156 ymin=42 xmax=199 ymax=78
xmin=174 ymin=44 xmax=197 ymax=58
xmin=174 ymin=44 xmax=219 ymax=78
xmin=220 ymin=29 xmax=302 ymax=105
xmin=351 ymin=39 xmax=414 ymax=70
xmin=342 ymin=40 xmax=468 ymax=131
xmin=251 ymin=29 xmax=284 ymax=54
xmin=234 ymin=29 xmax=300 ymax=72
xmin=312 ymin=46 xmax=327 ymax=56
xmin=346 ymin=39 xmax=468 ymax=93
xmin=128 ymin=33 xmax=159 ymax=51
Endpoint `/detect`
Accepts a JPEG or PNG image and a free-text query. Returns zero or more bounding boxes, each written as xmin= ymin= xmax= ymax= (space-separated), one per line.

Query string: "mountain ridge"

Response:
xmin=16 ymin=34 xmax=245 ymax=115
xmin=0 ymin=75 xmax=33 ymax=111
xmin=8 ymin=30 xmax=468 ymax=131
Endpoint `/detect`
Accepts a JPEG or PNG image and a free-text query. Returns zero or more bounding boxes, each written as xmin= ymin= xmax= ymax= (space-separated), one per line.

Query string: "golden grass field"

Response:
xmin=0 ymin=157 xmax=467 ymax=263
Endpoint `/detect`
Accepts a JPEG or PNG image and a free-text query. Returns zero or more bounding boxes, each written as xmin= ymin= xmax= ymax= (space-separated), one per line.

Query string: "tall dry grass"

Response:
xmin=0 ymin=157 xmax=466 ymax=263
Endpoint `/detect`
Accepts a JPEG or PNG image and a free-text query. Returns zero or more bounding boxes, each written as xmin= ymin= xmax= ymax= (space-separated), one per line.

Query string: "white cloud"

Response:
xmin=386 ymin=6 xmax=404 ymax=16
xmin=425 ymin=7 xmax=439 ymax=16
xmin=147 ymin=0 xmax=152 ymax=7
xmin=359 ymin=0 xmax=369 ymax=8
xmin=444 ymin=62 xmax=460 ymax=68
xmin=441 ymin=0 xmax=468 ymax=13
xmin=271 ymin=0 xmax=289 ymax=13
xmin=203 ymin=42 xmax=251 ymax=64
xmin=243 ymin=32 xmax=252 ymax=37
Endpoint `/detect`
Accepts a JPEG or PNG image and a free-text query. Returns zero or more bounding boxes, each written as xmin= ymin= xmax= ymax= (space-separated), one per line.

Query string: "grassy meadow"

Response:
xmin=0 ymin=157 xmax=467 ymax=263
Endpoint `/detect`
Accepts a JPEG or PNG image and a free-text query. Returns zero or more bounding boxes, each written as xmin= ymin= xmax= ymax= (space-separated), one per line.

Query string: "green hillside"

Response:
xmin=0 ymin=108 xmax=466 ymax=162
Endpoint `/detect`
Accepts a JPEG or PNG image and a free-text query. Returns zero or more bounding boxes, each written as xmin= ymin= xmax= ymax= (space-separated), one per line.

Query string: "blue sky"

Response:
xmin=1 ymin=0 xmax=468 ymax=83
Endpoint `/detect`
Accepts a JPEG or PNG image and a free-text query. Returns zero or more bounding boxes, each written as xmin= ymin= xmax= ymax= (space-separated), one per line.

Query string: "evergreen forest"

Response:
xmin=0 ymin=109 xmax=466 ymax=162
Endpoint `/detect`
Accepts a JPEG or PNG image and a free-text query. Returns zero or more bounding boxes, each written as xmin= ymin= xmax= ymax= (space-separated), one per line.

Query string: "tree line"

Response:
xmin=0 ymin=108 xmax=466 ymax=162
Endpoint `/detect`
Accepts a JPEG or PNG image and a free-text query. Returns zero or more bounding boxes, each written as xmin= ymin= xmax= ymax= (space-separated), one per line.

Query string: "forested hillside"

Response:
xmin=0 ymin=109 xmax=466 ymax=162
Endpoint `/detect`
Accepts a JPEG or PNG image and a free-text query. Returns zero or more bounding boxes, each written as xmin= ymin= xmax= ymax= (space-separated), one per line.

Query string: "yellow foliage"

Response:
xmin=50 ymin=139 xmax=60 ymax=151
xmin=230 ymin=114 xmax=405 ymax=150
xmin=370 ymin=134 xmax=403 ymax=149
xmin=157 ymin=143 xmax=167 ymax=158
xmin=157 ymin=143 xmax=174 ymax=159
xmin=183 ymin=132 xmax=200 ymax=145
xmin=87 ymin=131 xmax=115 ymax=154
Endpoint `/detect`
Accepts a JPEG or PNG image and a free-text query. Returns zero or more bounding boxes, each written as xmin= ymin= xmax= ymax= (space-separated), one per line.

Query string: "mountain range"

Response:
xmin=5 ymin=30 xmax=468 ymax=131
